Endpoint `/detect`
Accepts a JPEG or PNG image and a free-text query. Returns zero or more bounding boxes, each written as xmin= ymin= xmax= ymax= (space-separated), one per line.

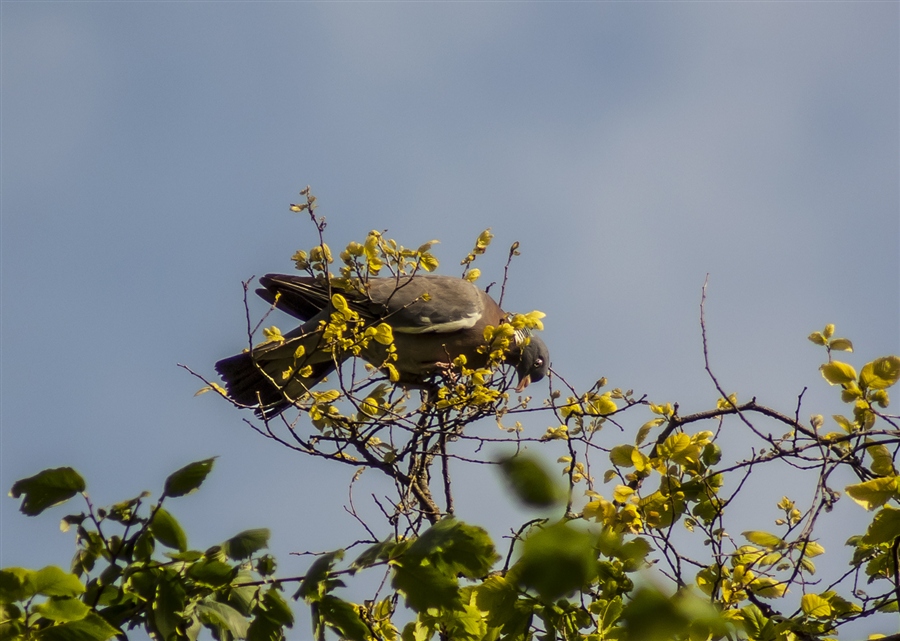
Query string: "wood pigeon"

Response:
xmin=215 ymin=274 xmax=549 ymax=416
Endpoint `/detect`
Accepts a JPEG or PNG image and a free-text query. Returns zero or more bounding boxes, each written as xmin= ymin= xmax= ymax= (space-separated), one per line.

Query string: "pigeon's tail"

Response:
xmin=257 ymin=274 xmax=334 ymax=321
xmin=215 ymin=346 xmax=335 ymax=418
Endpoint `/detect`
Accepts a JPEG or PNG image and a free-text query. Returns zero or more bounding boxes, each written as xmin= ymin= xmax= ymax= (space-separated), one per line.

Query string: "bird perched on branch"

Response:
xmin=215 ymin=274 xmax=550 ymax=416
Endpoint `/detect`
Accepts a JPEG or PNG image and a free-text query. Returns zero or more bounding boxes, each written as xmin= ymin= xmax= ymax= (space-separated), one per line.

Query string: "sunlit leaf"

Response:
xmin=635 ymin=419 xmax=664 ymax=446
xmin=828 ymin=338 xmax=853 ymax=352
xmin=36 ymin=612 xmax=120 ymax=640
xmin=800 ymin=593 xmax=832 ymax=618
xmin=808 ymin=332 xmax=826 ymax=346
xmin=845 ymin=477 xmax=898 ymax=511
xmin=749 ymin=577 xmax=787 ymax=598
xmin=742 ymin=531 xmax=783 ymax=549
xmin=820 ymin=361 xmax=857 ymax=386
xmin=610 ymin=445 xmax=637 ymax=468
xmin=33 ymin=596 xmax=91 ymax=622
xmin=866 ymin=441 xmax=897 ymax=477
xmin=861 ymin=506 xmax=900 ymax=545
xmin=860 ymin=356 xmax=900 ymax=390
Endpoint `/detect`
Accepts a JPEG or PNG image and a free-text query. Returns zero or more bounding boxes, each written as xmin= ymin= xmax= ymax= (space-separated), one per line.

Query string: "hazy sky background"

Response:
xmin=2 ymin=2 xmax=898 ymax=637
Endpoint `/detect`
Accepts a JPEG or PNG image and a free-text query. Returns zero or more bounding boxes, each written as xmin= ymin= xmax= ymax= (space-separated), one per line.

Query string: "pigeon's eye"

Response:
xmin=533 ymin=358 xmax=544 ymax=369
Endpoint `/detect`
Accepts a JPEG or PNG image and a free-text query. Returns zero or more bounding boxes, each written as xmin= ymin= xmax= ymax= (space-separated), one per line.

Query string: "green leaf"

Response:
xmin=187 ymin=560 xmax=235 ymax=587
xmin=152 ymin=577 xmax=186 ymax=641
xmin=223 ymin=528 xmax=270 ymax=560
xmin=319 ymin=595 xmax=370 ymax=641
xmin=32 ymin=566 xmax=85 ymax=598
xmin=860 ymin=356 xmax=900 ymax=390
xmin=296 ymin=551 xmax=343 ymax=601
xmin=351 ymin=539 xmax=405 ymax=570
xmin=742 ymin=531 xmax=784 ymax=549
xmin=10 ymin=468 xmax=86 ymax=516
xmin=474 ymin=576 xmax=518 ymax=627
xmin=163 ymin=458 xmax=216 ymax=498
xmin=196 ymin=599 xmax=250 ymax=639
xmin=511 ymin=522 xmax=597 ymax=600
xmin=845 ymin=477 xmax=899 ymax=511
xmin=405 ymin=518 xmax=499 ymax=579
xmin=0 ymin=567 xmax=36 ymax=602
xmin=392 ymin=556 xmax=460 ymax=611
xmin=819 ymin=361 xmax=857 ymax=386
xmin=259 ymin=589 xmax=294 ymax=627
xmin=32 ymin=596 xmax=91 ymax=622
xmin=34 ymin=611 xmax=120 ymax=641
xmin=740 ymin=604 xmax=767 ymax=638
xmin=621 ymin=587 xmax=691 ymax=641
xmin=247 ymin=611 xmax=284 ymax=641
xmin=800 ymin=593 xmax=832 ymax=618
xmin=246 ymin=590 xmax=294 ymax=641
xmin=499 ymin=454 xmax=562 ymax=508
xmin=149 ymin=507 xmax=188 ymax=552
xmin=861 ymin=506 xmax=900 ymax=545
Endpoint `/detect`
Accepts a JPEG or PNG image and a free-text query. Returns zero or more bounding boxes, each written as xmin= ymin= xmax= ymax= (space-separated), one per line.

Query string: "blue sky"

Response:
xmin=2 ymin=2 xmax=898 ymax=637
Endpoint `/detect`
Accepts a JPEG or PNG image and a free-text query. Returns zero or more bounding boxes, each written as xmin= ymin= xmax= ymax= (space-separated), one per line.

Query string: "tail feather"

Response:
xmin=258 ymin=274 xmax=332 ymax=321
xmin=215 ymin=349 xmax=335 ymax=417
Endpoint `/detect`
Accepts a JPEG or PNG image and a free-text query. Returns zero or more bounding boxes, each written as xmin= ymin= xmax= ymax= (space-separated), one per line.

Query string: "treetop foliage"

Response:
xmin=4 ymin=189 xmax=899 ymax=641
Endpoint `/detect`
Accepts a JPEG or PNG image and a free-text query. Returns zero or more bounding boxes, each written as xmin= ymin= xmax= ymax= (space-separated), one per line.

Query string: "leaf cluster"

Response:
xmin=3 ymin=460 xmax=292 ymax=641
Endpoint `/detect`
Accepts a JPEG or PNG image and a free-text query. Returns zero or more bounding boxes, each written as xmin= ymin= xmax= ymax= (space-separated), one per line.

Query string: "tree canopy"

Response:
xmin=3 ymin=190 xmax=899 ymax=641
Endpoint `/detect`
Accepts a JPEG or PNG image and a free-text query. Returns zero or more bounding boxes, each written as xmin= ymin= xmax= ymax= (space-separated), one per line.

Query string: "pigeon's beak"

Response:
xmin=515 ymin=375 xmax=532 ymax=393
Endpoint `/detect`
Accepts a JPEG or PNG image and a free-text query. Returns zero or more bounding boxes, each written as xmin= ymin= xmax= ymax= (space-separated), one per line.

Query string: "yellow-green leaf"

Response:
xmin=800 ymin=593 xmax=832 ymax=618
xmin=464 ymin=269 xmax=481 ymax=283
xmin=635 ymin=419 xmax=664 ymax=446
xmin=867 ymin=441 xmax=897 ymax=477
xmin=820 ymin=361 xmax=857 ymax=385
xmin=416 ymin=240 xmax=440 ymax=254
xmin=861 ymin=506 xmax=900 ymax=545
xmin=803 ymin=541 xmax=825 ymax=557
xmin=845 ymin=477 xmax=899 ymax=511
xmin=828 ymin=338 xmax=853 ymax=352
xmin=613 ymin=485 xmax=634 ymax=503
xmin=859 ymin=356 xmax=900 ymax=390
xmin=419 ymin=253 xmax=439 ymax=272
xmin=750 ymin=577 xmax=787 ymax=599
xmin=742 ymin=531 xmax=783 ymax=549
xmin=609 ymin=445 xmax=636 ymax=468
xmin=833 ymin=415 xmax=854 ymax=433
xmin=808 ymin=332 xmax=826 ymax=346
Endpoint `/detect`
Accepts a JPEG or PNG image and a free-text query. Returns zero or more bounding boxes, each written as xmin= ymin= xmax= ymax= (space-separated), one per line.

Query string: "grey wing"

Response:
xmin=366 ymin=276 xmax=486 ymax=334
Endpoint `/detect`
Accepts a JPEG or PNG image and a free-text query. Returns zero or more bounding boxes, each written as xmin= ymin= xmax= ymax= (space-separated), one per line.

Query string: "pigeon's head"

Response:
xmin=514 ymin=334 xmax=550 ymax=392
